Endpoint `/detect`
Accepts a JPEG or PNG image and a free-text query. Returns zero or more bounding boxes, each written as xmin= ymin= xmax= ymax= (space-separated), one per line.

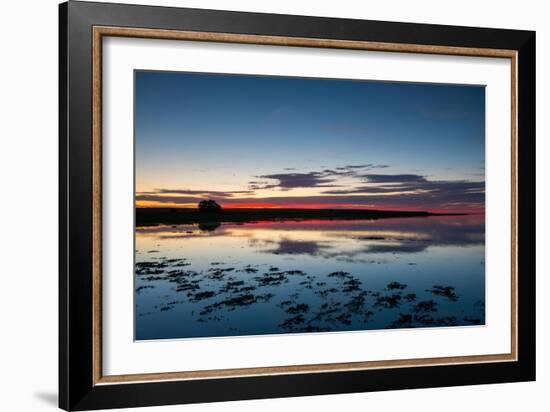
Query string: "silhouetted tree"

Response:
xmin=198 ymin=199 xmax=222 ymax=212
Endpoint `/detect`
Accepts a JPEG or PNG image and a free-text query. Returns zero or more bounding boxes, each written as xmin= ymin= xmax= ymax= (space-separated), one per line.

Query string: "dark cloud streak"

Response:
xmin=138 ymin=168 xmax=484 ymax=212
xmin=361 ymin=174 xmax=427 ymax=183
xmin=251 ymin=172 xmax=339 ymax=190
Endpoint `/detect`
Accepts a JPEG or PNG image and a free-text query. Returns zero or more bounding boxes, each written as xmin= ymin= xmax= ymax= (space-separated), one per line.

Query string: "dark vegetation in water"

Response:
xmin=404 ymin=293 xmax=417 ymax=302
xmin=374 ymin=294 xmax=403 ymax=309
xmin=254 ymin=272 xmax=289 ymax=286
xmin=241 ymin=267 xmax=259 ymax=273
xmin=426 ymin=285 xmax=459 ymax=301
xmin=286 ymin=303 xmax=310 ymax=314
xmin=136 ymin=285 xmax=154 ymax=293
xmin=386 ymin=281 xmax=408 ymax=290
xmin=135 ymin=256 xmax=483 ymax=335
xmin=413 ymin=300 xmax=438 ymax=313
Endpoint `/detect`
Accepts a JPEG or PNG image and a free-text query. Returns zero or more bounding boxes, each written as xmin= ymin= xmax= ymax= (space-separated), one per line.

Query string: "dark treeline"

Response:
xmin=136 ymin=207 xmax=464 ymax=226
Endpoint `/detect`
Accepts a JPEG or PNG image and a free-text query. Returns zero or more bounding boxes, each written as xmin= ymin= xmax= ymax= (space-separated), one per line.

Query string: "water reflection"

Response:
xmin=198 ymin=221 xmax=221 ymax=232
xmin=135 ymin=215 xmax=485 ymax=340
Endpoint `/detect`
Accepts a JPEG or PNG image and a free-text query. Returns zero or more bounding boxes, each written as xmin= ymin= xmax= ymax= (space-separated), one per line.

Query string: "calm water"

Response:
xmin=135 ymin=215 xmax=485 ymax=340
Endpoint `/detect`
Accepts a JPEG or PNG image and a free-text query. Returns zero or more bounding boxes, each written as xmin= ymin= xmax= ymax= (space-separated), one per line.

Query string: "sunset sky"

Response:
xmin=135 ymin=71 xmax=485 ymax=213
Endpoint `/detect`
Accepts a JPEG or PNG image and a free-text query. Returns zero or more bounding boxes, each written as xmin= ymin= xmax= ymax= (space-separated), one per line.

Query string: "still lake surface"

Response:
xmin=135 ymin=215 xmax=485 ymax=340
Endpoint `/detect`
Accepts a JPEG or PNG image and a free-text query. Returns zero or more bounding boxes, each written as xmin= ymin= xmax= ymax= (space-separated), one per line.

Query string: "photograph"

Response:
xmin=134 ymin=71 xmax=486 ymax=340
xmin=53 ymin=1 xmax=536 ymax=410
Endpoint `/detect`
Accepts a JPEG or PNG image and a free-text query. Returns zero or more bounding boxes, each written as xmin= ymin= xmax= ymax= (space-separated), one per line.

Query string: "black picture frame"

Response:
xmin=59 ymin=1 xmax=536 ymax=410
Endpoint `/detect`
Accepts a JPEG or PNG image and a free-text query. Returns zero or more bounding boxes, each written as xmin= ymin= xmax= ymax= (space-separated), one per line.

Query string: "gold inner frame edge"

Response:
xmin=91 ymin=26 xmax=518 ymax=386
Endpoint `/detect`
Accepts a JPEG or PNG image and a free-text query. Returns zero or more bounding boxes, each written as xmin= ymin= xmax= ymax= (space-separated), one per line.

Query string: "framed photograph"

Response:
xmin=59 ymin=1 xmax=535 ymax=410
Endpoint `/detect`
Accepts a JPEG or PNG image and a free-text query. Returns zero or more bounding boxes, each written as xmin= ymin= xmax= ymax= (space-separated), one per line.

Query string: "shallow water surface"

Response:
xmin=135 ymin=215 xmax=485 ymax=340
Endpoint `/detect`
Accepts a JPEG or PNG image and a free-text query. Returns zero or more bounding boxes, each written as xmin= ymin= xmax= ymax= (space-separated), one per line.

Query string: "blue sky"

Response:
xmin=135 ymin=70 xmax=485 ymax=212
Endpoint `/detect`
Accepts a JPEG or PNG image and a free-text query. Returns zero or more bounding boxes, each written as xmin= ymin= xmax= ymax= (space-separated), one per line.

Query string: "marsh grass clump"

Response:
xmin=390 ymin=313 xmax=413 ymax=328
xmin=241 ymin=267 xmax=259 ymax=273
xmin=404 ymin=293 xmax=417 ymax=302
xmin=254 ymin=272 xmax=288 ymax=286
xmin=190 ymin=291 xmax=217 ymax=301
xmin=386 ymin=281 xmax=407 ymax=290
xmin=342 ymin=278 xmax=362 ymax=293
xmin=137 ymin=253 xmax=480 ymax=335
xmin=285 ymin=270 xmax=306 ymax=276
xmin=328 ymin=271 xmax=352 ymax=279
xmin=143 ymin=275 xmax=164 ymax=281
xmin=286 ymin=303 xmax=310 ymax=314
xmin=335 ymin=312 xmax=352 ymax=325
xmin=201 ymin=292 xmax=274 ymax=316
xmin=374 ymin=294 xmax=402 ymax=309
xmin=413 ymin=300 xmax=438 ymax=313
xmin=426 ymin=285 xmax=459 ymax=301
xmin=220 ymin=280 xmax=245 ymax=292
xmin=206 ymin=267 xmax=235 ymax=280
xmin=278 ymin=300 xmax=294 ymax=308
xmin=136 ymin=260 xmax=168 ymax=275
xmin=344 ymin=292 xmax=367 ymax=313
xmin=176 ymin=284 xmax=200 ymax=292
xmin=212 ymin=294 xmax=256 ymax=309
xmin=136 ymin=285 xmax=154 ymax=293
xmin=279 ymin=314 xmax=305 ymax=329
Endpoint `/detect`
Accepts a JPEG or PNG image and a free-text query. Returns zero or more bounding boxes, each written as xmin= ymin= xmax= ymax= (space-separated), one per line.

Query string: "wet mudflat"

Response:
xmin=135 ymin=215 xmax=485 ymax=340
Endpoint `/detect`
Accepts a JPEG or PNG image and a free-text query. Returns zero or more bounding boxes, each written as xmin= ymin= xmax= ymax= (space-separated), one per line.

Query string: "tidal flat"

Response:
xmin=135 ymin=215 xmax=485 ymax=340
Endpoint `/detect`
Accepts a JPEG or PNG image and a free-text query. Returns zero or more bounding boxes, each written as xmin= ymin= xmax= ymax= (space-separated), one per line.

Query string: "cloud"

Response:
xmin=137 ymin=190 xmax=481 ymax=210
xmin=336 ymin=164 xmax=389 ymax=171
xmin=137 ymin=168 xmax=484 ymax=212
xmin=251 ymin=172 xmax=339 ymax=190
xmin=249 ymin=165 xmax=392 ymax=191
xmin=136 ymin=189 xmax=254 ymax=204
xmin=321 ymin=176 xmax=484 ymax=210
xmin=323 ymin=186 xmax=421 ymax=194
xmin=361 ymin=174 xmax=427 ymax=183
xmin=138 ymin=189 xmax=253 ymax=198
xmin=136 ymin=194 xmax=205 ymax=204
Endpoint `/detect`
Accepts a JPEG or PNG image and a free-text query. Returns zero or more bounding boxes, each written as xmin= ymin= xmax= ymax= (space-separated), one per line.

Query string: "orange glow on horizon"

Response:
xmin=221 ymin=203 xmax=286 ymax=209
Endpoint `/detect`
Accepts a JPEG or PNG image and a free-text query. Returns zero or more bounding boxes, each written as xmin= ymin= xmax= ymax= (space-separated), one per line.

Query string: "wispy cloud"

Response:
xmin=137 ymin=189 xmax=253 ymax=202
xmin=249 ymin=164 xmax=392 ymax=191
xmin=337 ymin=164 xmax=389 ymax=170
xmin=151 ymin=189 xmax=251 ymax=197
xmin=250 ymin=172 xmax=339 ymax=190
xmin=360 ymin=174 xmax=427 ymax=183
xmin=137 ymin=166 xmax=484 ymax=212
xmin=321 ymin=174 xmax=484 ymax=211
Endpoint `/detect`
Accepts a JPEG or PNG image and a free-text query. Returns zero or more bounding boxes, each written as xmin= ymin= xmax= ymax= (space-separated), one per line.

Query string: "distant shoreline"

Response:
xmin=136 ymin=207 xmax=467 ymax=226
